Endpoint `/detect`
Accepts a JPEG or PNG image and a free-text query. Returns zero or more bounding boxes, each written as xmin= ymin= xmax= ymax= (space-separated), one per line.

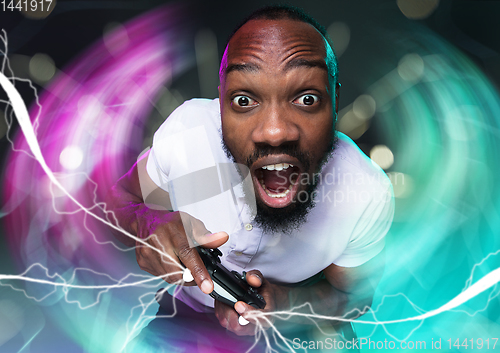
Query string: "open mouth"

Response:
xmin=252 ymin=160 xmax=302 ymax=208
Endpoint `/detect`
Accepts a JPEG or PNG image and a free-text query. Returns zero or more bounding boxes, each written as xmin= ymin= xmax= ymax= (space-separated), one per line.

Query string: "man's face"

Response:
xmin=219 ymin=19 xmax=338 ymax=233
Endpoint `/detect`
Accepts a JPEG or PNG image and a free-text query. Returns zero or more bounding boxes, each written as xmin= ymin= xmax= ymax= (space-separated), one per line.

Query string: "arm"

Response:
xmin=106 ymin=151 xmax=229 ymax=293
xmin=216 ymin=249 xmax=384 ymax=335
xmin=217 ymin=180 xmax=393 ymax=335
xmin=285 ymin=248 xmax=385 ymax=321
xmin=106 ymin=151 xmax=160 ymax=247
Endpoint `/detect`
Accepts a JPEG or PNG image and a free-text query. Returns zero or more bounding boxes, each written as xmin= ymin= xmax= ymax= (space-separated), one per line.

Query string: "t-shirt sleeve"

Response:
xmin=333 ymin=184 xmax=394 ymax=267
xmin=146 ymin=146 xmax=169 ymax=189
xmin=145 ymin=102 xmax=190 ymax=191
xmin=145 ymin=99 xmax=221 ymax=194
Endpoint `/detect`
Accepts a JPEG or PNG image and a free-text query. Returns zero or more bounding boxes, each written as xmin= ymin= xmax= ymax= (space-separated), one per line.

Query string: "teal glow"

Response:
xmin=354 ymin=28 xmax=500 ymax=345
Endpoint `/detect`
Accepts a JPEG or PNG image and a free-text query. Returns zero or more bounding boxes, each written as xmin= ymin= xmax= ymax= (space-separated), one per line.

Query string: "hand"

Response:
xmin=214 ymin=270 xmax=289 ymax=336
xmin=134 ymin=210 xmax=228 ymax=294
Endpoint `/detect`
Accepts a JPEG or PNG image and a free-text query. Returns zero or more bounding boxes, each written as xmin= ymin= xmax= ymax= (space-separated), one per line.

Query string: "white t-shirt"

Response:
xmin=146 ymin=98 xmax=394 ymax=311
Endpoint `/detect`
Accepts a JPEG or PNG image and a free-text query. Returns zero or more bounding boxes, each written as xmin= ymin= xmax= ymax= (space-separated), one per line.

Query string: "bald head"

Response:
xmin=219 ymin=5 xmax=338 ymax=85
xmin=219 ymin=18 xmax=338 ymax=102
xmin=217 ymin=17 xmax=339 ymax=232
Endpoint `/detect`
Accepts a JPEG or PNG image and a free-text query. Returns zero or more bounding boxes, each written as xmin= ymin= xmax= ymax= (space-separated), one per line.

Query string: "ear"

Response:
xmin=218 ymin=85 xmax=223 ymax=113
xmin=335 ymin=82 xmax=341 ymax=116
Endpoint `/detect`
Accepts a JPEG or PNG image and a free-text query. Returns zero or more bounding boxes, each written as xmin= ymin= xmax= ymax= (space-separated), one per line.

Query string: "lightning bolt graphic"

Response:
xmin=0 ymin=28 xmax=195 ymax=351
xmin=1 ymin=24 xmax=500 ymax=353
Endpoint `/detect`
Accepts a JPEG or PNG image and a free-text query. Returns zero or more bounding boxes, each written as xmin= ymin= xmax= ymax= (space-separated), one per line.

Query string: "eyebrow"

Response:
xmin=225 ymin=63 xmax=261 ymax=77
xmin=224 ymin=58 xmax=328 ymax=77
xmin=283 ymin=58 xmax=328 ymax=73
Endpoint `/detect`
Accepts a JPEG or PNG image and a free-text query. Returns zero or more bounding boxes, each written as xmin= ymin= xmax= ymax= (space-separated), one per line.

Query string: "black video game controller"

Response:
xmin=196 ymin=247 xmax=266 ymax=309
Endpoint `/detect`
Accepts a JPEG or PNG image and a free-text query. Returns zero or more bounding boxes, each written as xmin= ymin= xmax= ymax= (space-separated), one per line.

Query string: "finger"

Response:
xmin=182 ymin=268 xmax=194 ymax=282
xmin=175 ymin=238 xmax=213 ymax=294
xmin=160 ymin=268 xmax=187 ymax=284
xmin=135 ymin=243 xmax=172 ymax=276
xmin=196 ymin=231 xmax=229 ymax=248
xmin=238 ymin=316 xmax=250 ymax=326
xmin=226 ymin=306 xmax=253 ymax=335
xmin=231 ymin=318 xmax=256 ymax=336
xmin=214 ymin=300 xmax=234 ymax=329
xmin=234 ymin=301 xmax=255 ymax=317
xmin=157 ymin=265 xmax=196 ymax=286
xmin=179 ymin=212 xmax=229 ymax=248
xmin=145 ymin=234 xmax=188 ymax=283
xmin=138 ymin=257 xmax=185 ymax=284
xmin=217 ymin=301 xmax=257 ymax=336
xmin=155 ymin=256 xmax=186 ymax=283
xmin=244 ymin=270 xmax=263 ymax=287
xmin=235 ymin=301 xmax=271 ymax=329
xmin=178 ymin=213 xmax=210 ymax=245
xmin=178 ymin=268 xmax=202 ymax=286
xmin=214 ymin=300 xmax=231 ymax=329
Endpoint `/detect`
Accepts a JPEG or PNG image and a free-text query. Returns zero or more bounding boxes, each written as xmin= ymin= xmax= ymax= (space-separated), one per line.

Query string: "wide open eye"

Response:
xmin=294 ymin=94 xmax=320 ymax=106
xmin=231 ymin=95 xmax=258 ymax=108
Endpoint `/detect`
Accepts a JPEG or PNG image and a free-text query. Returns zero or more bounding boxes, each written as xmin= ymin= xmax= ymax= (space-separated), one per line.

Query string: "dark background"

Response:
xmin=0 ymin=0 xmax=499 ymax=351
xmin=2 ymin=0 xmax=499 ymax=266
xmin=1 ymin=0 xmax=499 ymax=151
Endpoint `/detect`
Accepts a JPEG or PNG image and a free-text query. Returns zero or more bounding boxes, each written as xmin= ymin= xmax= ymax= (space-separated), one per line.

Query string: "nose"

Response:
xmin=251 ymin=104 xmax=299 ymax=147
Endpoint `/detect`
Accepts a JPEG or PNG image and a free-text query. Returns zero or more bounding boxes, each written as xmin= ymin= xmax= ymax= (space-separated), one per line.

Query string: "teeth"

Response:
xmin=262 ymin=163 xmax=293 ymax=171
xmin=263 ymin=184 xmax=293 ymax=198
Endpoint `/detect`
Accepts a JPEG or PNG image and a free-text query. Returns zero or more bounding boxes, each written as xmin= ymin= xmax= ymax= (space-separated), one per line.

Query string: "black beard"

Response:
xmin=252 ymin=178 xmax=318 ymax=235
xmin=220 ymin=130 xmax=337 ymax=235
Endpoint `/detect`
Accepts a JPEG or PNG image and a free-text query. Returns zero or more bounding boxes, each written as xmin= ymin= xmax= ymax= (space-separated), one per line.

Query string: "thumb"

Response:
xmin=244 ymin=269 xmax=263 ymax=288
xmin=195 ymin=231 xmax=229 ymax=249
xmin=179 ymin=212 xmax=228 ymax=248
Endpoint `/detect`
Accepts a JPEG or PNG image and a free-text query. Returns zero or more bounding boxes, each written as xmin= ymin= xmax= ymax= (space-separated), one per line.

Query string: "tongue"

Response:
xmin=262 ymin=168 xmax=295 ymax=193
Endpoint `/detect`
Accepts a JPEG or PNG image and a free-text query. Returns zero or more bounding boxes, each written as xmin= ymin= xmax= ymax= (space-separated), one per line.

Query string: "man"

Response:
xmin=108 ymin=4 xmax=393 ymax=351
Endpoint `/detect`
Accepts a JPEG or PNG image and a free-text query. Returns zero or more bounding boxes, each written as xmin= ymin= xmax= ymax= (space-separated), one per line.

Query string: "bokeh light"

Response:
xmin=59 ymin=146 xmax=83 ymax=170
xmin=1 ymin=1 xmax=499 ymax=352
xmin=29 ymin=53 xmax=56 ymax=84
xmin=397 ymin=53 xmax=425 ymax=82
xmin=103 ymin=22 xmax=130 ymax=57
xmin=195 ymin=28 xmax=219 ymax=98
xmin=337 ymin=94 xmax=377 ymax=140
xmin=337 ymin=107 xmax=370 ymax=140
xmin=370 ymin=144 xmax=394 ymax=170
xmin=387 ymin=171 xmax=414 ymax=199
xmin=20 ymin=0 xmax=57 ymax=19
xmin=397 ymin=0 xmax=439 ymax=20
xmin=353 ymin=94 xmax=377 ymax=120
xmin=2 ymin=4 xmax=196 ymax=352
xmin=357 ymin=25 xmax=500 ymax=342
xmin=327 ymin=22 xmax=350 ymax=57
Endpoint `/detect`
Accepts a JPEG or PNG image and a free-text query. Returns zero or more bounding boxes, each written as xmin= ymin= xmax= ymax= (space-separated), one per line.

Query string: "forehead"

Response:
xmin=223 ymin=19 xmax=328 ymax=75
